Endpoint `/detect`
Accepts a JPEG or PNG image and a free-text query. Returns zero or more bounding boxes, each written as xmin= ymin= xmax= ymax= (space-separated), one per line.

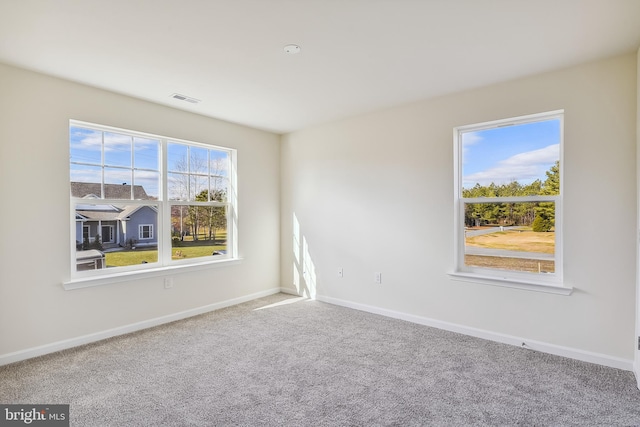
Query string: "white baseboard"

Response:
xmin=316 ymin=294 xmax=634 ymax=372
xmin=0 ymin=287 xmax=283 ymax=367
xmin=5 ymin=288 xmax=632 ymax=374
xmin=279 ymin=286 xmax=301 ymax=296
xmin=634 ymin=359 xmax=640 ymax=389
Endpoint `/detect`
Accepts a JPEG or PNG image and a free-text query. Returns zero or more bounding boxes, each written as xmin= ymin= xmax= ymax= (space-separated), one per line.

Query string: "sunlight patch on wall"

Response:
xmin=292 ymin=213 xmax=316 ymax=298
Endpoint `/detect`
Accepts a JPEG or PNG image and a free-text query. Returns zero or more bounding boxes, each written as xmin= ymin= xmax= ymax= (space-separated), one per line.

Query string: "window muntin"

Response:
xmin=454 ymin=111 xmax=563 ymax=285
xmin=70 ymin=121 xmax=236 ymax=277
xmin=70 ymin=127 xmax=161 ymax=200
xmin=167 ymin=141 xmax=229 ymax=202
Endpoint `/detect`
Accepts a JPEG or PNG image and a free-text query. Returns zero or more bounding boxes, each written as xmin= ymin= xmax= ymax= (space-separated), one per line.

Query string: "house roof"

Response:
xmin=117 ymin=205 xmax=158 ymax=220
xmin=71 ymin=182 xmax=150 ymax=200
xmin=75 ymin=209 xmax=121 ymax=222
xmin=76 ymin=203 xmax=157 ymax=222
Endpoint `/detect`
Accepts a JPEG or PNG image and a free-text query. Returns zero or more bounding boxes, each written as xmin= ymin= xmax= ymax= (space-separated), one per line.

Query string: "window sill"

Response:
xmin=448 ymin=271 xmax=572 ymax=295
xmin=63 ymin=258 xmax=243 ymax=290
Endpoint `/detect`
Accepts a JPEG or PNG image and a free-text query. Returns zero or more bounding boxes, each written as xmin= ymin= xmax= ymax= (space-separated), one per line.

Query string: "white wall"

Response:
xmin=281 ymin=53 xmax=638 ymax=361
xmin=636 ymin=47 xmax=640 ymax=385
xmin=0 ymin=63 xmax=281 ymax=358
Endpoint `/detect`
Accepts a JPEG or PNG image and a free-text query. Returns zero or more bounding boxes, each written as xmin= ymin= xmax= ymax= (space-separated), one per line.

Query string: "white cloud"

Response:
xmin=70 ymin=131 xmax=137 ymax=152
xmin=70 ymin=131 xmax=101 ymax=151
xmin=462 ymin=132 xmax=483 ymax=148
xmin=70 ymin=169 xmax=101 ymax=183
xmin=463 ymin=144 xmax=559 ymax=187
xmin=104 ymin=133 xmax=133 ymax=152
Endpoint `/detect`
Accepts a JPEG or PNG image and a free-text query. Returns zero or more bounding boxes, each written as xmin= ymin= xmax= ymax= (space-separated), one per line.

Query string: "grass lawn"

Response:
xmin=172 ymin=244 xmax=226 ymax=260
xmin=466 ymin=229 xmax=554 ymax=253
xmin=178 ymin=231 xmax=227 ymax=243
xmin=106 ymin=249 xmax=158 ymax=267
xmin=464 ymin=228 xmax=555 ymax=273
xmin=465 ymin=255 xmax=555 ymax=273
xmin=105 ymin=243 xmax=226 ymax=267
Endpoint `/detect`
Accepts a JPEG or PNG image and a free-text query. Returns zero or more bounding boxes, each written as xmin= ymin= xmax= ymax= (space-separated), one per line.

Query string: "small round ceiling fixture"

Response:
xmin=283 ymin=44 xmax=301 ymax=54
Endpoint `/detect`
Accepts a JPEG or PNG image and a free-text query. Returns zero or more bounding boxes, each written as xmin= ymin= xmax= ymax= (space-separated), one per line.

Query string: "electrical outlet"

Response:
xmin=338 ymin=268 xmax=344 ymax=278
xmin=164 ymin=277 xmax=173 ymax=289
xmin=374 ymin=272 xmax=382 ymax=284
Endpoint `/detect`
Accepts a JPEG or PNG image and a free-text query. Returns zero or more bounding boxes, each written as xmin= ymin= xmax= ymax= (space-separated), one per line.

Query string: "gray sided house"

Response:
xmin=72 ymin=182 xmax=158 ymax=249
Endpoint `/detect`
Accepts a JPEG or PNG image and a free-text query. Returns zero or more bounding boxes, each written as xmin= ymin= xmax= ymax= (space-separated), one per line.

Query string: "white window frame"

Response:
xmin=66 ymin=120 xmax=239 ymax=289
xmin=138 ymin=224 xmax=154 ymax=240
xmin=450 ymin=110 xmax=571 ymax=295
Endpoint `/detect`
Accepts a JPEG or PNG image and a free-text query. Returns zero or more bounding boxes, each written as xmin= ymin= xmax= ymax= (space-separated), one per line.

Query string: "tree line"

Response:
xmin=463 ymin=161 xmax=559 ymax=232
xmin=171 ymin=189 xmax=227 ymax=245
xmin=169 ymin=153 xmax=228 ymax=244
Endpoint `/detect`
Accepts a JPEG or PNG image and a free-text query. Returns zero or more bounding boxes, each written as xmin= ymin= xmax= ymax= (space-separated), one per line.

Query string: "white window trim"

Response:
xmin=451 ymin=110 xmax=571 ymax=295
xmin=138 ymin=224 xmax=154 ymax=240
xmin=68 ymin=120 xmax=239 ymax=289
xmin=63 ymin=257 xmax=243 ymax=290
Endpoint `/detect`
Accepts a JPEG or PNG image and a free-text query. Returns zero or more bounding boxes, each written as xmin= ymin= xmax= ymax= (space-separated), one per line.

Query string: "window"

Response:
xmin=139 ymin=225 xmax=153 ymax=240
xmin=452 ymin=111 xmax=567 ymax=293
xmin=69 ymin=121 xmax=237 ymax=279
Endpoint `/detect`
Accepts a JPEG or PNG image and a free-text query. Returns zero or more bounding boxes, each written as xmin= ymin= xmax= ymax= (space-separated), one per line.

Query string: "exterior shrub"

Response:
xmin=532 ymin=215 xmax=552 ymax=232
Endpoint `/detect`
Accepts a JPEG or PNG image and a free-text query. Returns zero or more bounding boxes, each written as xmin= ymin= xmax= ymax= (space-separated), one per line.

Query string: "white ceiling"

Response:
xmin=1 ymin=0 xmax=639 ymax=134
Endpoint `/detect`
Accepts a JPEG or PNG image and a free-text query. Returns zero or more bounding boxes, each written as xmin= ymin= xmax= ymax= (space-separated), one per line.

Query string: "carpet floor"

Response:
xmin=1 ymin=293 xmax=639 ymax=426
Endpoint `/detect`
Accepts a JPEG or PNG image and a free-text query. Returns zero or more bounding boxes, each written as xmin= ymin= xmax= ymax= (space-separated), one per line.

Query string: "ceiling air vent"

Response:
xmin=171 ymin=93 xmax=201 ymax=104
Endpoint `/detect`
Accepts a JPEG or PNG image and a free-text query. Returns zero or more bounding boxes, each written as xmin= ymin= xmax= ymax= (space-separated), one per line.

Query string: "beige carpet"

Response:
xmin=1 ymin=293 xmax=639 ymax=426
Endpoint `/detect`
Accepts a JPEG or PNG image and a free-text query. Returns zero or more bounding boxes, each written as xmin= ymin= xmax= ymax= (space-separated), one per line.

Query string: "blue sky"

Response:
xmin=462 ymin=119 xmax=560 ymax=188
xmin=70 ymin=126 xmax=229 ymax=200
xmin=70 ymin=127 xmax=161 ymax=197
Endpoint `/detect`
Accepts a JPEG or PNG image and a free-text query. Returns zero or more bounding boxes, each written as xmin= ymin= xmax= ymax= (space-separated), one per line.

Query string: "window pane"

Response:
xmin=210 ymin=178 xmax=228 ymax=201
xmin=74 ymin=203 xmax=158 ymax=271
xmin=171 ymin=205 xmax=227 ymax=260
xmin=134 ymin=170 xmax=160 ymax=199
xmin=190 ymin=174 xmax=209 ymax=201
xmin=464 ymin=202 xmax=555 ymax=273
xmin=104 ymin=132 xmax=132 ymax=168
xmin=190 ymin=146 xmax=208 ymax=174
xmin=70 ymin=126 xmax=102 ymax=165
xmin=70 ymin=164 xmax=102 ymax=192
xmin=210 ymin=150 xmax=229 ymax=200
xmin=462 ymin=119 xmax=560 ymax=195
xmin=167 ymin=143 xmax=188 ymax=173
xmin=104 ymin=167 xmax=133 ymax=199
xmin=168 ymin=172 xmax=189 ymax=200
xmin=134 ymin=137 xmax=159 ymax=171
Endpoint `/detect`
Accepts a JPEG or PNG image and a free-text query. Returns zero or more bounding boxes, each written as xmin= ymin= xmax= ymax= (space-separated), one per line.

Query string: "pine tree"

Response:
xmin=533 ymin=161 xmax=559 ymax=232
